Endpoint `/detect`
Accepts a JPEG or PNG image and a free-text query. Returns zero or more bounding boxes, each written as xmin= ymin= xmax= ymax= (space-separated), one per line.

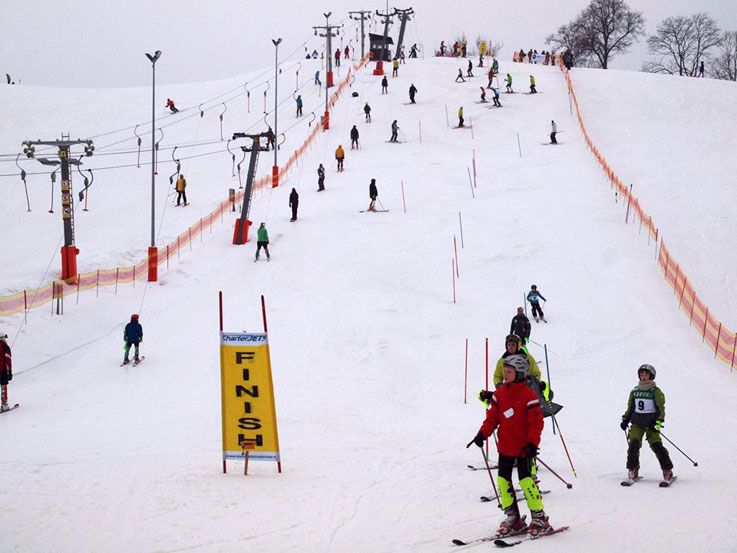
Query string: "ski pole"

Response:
xmin=480 ymin=447 xmax=501 ymax=508
xmin=659 ymin=431 xmax=699 ymax=467
xmin=536 ymin=456 xmax=573 ymax=489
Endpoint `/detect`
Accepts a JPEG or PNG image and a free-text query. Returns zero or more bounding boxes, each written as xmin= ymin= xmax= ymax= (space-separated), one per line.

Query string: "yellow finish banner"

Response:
xmin=219 ymin=332 xmax=280 ymax=462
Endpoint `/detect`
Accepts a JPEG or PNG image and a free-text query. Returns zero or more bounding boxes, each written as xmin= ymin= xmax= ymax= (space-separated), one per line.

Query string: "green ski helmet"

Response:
xmin=638 ymin=364 xmax=656 ymax=379
xmin=504 ymin=354 xmax=530 ymax=381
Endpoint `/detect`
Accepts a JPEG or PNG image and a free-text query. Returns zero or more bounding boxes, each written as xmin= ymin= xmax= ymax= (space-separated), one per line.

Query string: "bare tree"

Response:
xmin=546 ymin=22 xmax=594 ymax=67
xmin=489 ymin=41 xmax=504 ymax=59
xmin=643 ymin=13 xmax=722 ymax=76
xmin=547 ymin=0 xmax=644 ymax=69
xmin=712 ymin=31 xmax=737 ymax=80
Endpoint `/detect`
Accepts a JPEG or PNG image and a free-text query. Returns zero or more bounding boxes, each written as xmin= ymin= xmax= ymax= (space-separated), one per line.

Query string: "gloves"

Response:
xmin=478 ymin=390 xmax=493 ymax=403
xmin=466 ymin=432 xmax=486 ymax=448
xmin=620 ymin=420 xmax=629 ymax=431
xmin=523 ymin=443 xmax=538 ymax=458
xmin=652 ymin=420 xmax=664 ymax=431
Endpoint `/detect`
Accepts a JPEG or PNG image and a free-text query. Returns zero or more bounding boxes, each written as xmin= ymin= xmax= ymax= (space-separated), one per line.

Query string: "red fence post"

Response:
xmin=715 ymin=323 xmax=722 ymax=358
xmin=166 ymin=245 xmax=170 ymax=270
xmin=679 ymin=278 xmax=687 ymax=308
xmin=731 ymin=336 xmax=737 ymax=371
xmin=689 ymin=292 xmax=696 ymax=325
xmin=23 ymin=290 xmax=28 ymax=324
xmin=96 ymin=269 xmax=100 ymax=298
xmin=702 ymin=307 xmax=709 ymax=341
xmin=115 ymin=268 xmax=119 ymax=294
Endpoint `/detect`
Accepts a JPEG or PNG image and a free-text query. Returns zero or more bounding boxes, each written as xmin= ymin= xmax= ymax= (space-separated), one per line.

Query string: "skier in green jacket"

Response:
xmin=505 ymin=73 xmax=513 ymax=93
xmin=255 ymin=223 xmax=270 ymax=261
xmin=620 ymin=364 xmax=674 ymax=484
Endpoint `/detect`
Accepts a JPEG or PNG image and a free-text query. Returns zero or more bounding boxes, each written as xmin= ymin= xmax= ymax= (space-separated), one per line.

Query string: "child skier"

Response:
xmin=381 ymin=76 xmax=389 ymax=94
xmin=289 ymin=188 xmax=299 ymax=221
xmin=335 ymin=145 xmax=345 ymax=172
xmin=457 ymin=106 xmax=464 ymax=127
xmin=550 ymin=121 xmax=558 ymax=144
xmin=175 ymin=174 xmax=188 ymax=206
xmin=491 ymin=87 xmax=502 ymax=107
xmin=479 ymin=87 xmax=487 ymax=102
xmin=123 ymin=314 xmax=143 ymax=365
xmin=364 ymin=102 xmax=372 ymax=123
xmin=317 ymin=164 xmax=325 ymax=191
xmin=350 ymin=125 xmax=360 ymax=149
xmin=529 ymin=75 xmax=537 ymax=93
xmin=255 ymin=223 xmax=271 ymax=261
xmin=468 ymin=354 xmax=554 ymax=538
xmin=505 ymin=73 xmax=513 ymax=93
xmin=620 ymin=364 xmax=675 ymax=484
xmin=526 ymin=285 xmax=546 ymax=322
xmin=493 ymin=335 xmax=541 ymax=388
xmin=368 ymin=179 xmax=378 ymax=211
xmin=0 ymin=332 xmax=13 ymax=412
xmin=295 ymin=95 xmax=303 ymax=116
xmin=455 ymin=68 xmax=466 ymax=83
xmin=389 ymin=120 xmax=399 ymax=142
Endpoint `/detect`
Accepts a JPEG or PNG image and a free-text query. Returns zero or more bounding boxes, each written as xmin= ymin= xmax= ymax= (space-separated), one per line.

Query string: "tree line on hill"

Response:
xmin=545 ymin=0 xmax=737 ymax=81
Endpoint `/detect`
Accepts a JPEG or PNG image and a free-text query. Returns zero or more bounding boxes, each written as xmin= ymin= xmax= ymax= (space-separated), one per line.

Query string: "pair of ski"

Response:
xmin=453 ymin=526 xmax=570 ymax=548
xmin=621 ymin=475 xmax=677 ymax=488
xmin=120 ymin=356 xmax=145 ymax=367
xmin=480 ymin=489 xmax=550 ymax=502
xmin=0 ymin=403 xmax=20 ymax=414
xmin=533 ymin=317 xmax=547 ymax=323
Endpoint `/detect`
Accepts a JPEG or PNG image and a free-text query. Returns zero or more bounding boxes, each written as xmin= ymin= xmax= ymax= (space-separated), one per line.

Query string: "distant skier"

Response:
xmin=314 ymin=70 xmax=321 ymax=86
xmin=529 ymin=75 xmax=537 ymax=93
xmin=457 ymin=106 xmax=464 ymax=128
xmin=479 ymin=87 xmax=487 ymax=102
xmin=335 ymin=145 xmax=345 ymax=172
xmin=364 ymin=102 xmax=372 ymax=123
xmin=289 ymin=188 xmax=299 ymax=221
xmin=266 ymin=127 xmax=276 ymax=150
xmin=527 ymin=284 xmax=547 ymax=321
xmin=166 ymin=98 xmax=179 ymax=113
xmin=0 ymin=332 xmax=13 ymax=412
xmin=317 ymin=163 xmax=325 ymax=191
xmin=510 ymin=307 xmax=531 ymax=345
xmin=408 ymin=83 xmax=418 ymax=103
xmin=549 ymin=121 xmax=558 ymax=145
xmin=296 ymin=95 xmax=303 ymax=117
xmin=335 ymin=48 xmax=341 ymax=67
xmin=466 ymin=59 xmax=474 ymax=77
xmin=455 ymin=68 xmax=466 ymax=83
xmin=487 ymin=67 xmax=496 ymax=88
xmin=409 ymin=44 xmax=418 ymax=58
xmin=381 ymin=75 xmax=389 ymax=94
xmin=344 ymin=45 xmax=350 ymax=60
xmin=491 ymin=87 xmax=502 ymax=107
xmin=392 ymin=57 xmax=399 ymax=77
xmin=311 ymin=49 xmax=319 ymax=59
xmin=620 ymin=364 xmax=674 ymax=485
xmin=698 ymin=60 xmax=705 ymax=77
xmin=255 ymin=223 xmax=271 ymax=261
xmin=123 ymin=314 xmax=143 ymax=365
xmin=400 ymin=46 xmax=406 ymax=64
xmin=389 ymin=120 xmax=399 ymax=142
xmin=350 ymin=125 xmax=360 ymax=149
xmin=505 ymin=73 xmax=513 ymax=93
xmin=175 ymin=174 xmax=188 ymax=206
xmin=478 ymin=53 xmax=484 ymax=67
xmin=368 ymin=178 xmax=379 ymax=211
xmin=467 ymin=354 xmax=554 ymax=539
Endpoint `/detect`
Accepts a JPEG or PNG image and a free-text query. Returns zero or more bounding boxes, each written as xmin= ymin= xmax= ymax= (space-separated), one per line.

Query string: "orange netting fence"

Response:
xmin=0 ymin=55 xmax=370 ymax=318
xmin=558 ymin=59 xmax=737 ymax=370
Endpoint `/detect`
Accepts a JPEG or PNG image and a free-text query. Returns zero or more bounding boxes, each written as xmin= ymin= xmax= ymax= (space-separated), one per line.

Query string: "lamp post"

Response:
xmin=145 ymin=50 xmax=162 ymax=282
xmin=271 ymin=38 xmax=282 ymax=188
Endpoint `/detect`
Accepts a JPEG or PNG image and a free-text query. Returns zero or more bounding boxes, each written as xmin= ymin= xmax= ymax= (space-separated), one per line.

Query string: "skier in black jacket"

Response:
xmin=350 ymin=126 xmax=360 ymax=149
xmin=123 ymin=314 xmax=143 ymax=364
xmin=510 ymin=307 xmax=531 ymax=345
xmin=408 ymin=83 xmax=418 ymax=104
xmin=317 ymin=164 xmax=325 ymax=191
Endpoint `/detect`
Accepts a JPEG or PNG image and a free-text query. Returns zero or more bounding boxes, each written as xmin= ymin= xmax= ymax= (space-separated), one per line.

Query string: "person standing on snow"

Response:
xmin=468 ymin=354 xmax=554 ymax=539
xmin=335 ymin=145 xmax=345 ymax=172
xmin=289 ymin=188 xmax=299 ymax=221
xmin=493 ymin=334 xmax=541 ymax=388
xmin=255 ymin=223 xmax=271 ymax=261
xmin=335 ymin=48 xmax=341 ymax=67
xmin=344 ymin=45 xmax=350 ymax=60
xmin=381 ymin=75 xmax=389 ymax=94
xmin=389 ymin=120 xmax=399 ymax=142
xmin=527 ymin=284 xmax=547 ymax=321
xmin=487 ymin=67 xmax=496 ymax=89
xmin=549 ymin=121 xmax=558 ymax=145
xmin=295 ymin=95 xmax=303 ymax=117
xmin=408 ymin=83 xmax=418 ymax=103
xmin=466 ymin=59 xmax=474 ymax=77
xmin=505 ymin=73 xmax=513 ymax=93
xmin=368 ymin=178 xmax=379 ymax=211
xmin=392 ymin=57 xmax=400 ymax=77
xmin=529 ymin=75 xmax=537 ymax=93
xmin=510 ymin=307 xmax=531 ymax=345
xmin=457 ymin=106 xmax=464 ymax=127
xmin=479 ymin=87 xmax=487 ymax=102
xmin=175 ymin=174 xmax=188 ymax=206
xmin=364 ymin=102 xmax=372 ymax=123
xmin=314 ymin=70 xmax=321 ymax=86
xmin=317 ymin=164 xmax=326 ymax=191
xmin=350 ymin=125 xmax=360 ymax=149
xmin=0 ymin=332 xmax=13 ymax=412
xmin=620 ymin=364 xmax=674 ymax=484
xmin=409 ymin=44 xmax=418 ymax=58
xmin=455 ymin=68 xmax=466 ymax=83
xmin=698 ymin=60 xmax=705 ymax=77
xmin=491 ymin=87 xmax=502 ymax=107
xmin=123 ymin=314 xmax=143 ymax=365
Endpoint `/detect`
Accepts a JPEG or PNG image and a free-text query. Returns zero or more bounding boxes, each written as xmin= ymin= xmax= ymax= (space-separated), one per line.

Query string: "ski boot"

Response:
xmin=494 ymin=507 xmax=528 ymax=538
xmin=0 ymin=404 xmax=10 ymax=413
xmin=627 ymin=468 xmax=638 ymax=481
xmin=122 ymin=358 xmax=130 ymax=365
xmin=528 ymin=510 xmax=553 ymax=538
xmin=662 ymin=469 xmax=673 ymax=483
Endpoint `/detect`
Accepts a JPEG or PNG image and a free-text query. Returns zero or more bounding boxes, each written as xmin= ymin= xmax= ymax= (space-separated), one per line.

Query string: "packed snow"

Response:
xmin=1 ymin=51 xmax=736 ymax=553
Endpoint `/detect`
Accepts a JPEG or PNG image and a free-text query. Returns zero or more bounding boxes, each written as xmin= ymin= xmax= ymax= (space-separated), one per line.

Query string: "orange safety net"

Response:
xmin=558 ymin=57 xmax=736 ymax=370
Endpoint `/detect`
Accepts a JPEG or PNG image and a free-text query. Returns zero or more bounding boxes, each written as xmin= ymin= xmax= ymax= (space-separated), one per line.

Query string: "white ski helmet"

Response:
xmin=638 ymin=364 xmax=656 ymax=378
xmin=504 ymin=354 xmax=530 ymax=379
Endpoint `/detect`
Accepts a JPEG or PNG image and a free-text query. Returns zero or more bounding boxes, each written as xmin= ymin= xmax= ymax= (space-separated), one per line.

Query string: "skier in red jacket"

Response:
xmin=467 ymin=354 xmax=553 ymax=539
xmin=0 ymin=332 xmax=13 ymax=412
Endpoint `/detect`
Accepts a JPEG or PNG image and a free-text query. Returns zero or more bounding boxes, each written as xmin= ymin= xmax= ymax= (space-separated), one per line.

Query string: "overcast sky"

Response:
xmin=3 ymin=0 xmax=735 ymax=87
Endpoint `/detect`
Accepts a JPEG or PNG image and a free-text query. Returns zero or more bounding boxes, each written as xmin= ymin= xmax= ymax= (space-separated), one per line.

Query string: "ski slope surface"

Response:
xmin=1 ymin=55 xmax=736 ymax=553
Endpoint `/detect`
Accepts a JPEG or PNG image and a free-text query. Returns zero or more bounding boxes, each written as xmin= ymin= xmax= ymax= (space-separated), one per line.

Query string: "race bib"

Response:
xmin=503 ymin=407 xmax=515 ymax=419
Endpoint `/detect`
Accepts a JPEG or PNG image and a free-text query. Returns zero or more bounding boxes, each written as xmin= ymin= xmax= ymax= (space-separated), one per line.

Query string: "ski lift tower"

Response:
xmin=394 ymin=7 xmax=415 ymax=61
xmin=231 ymin=131 xmax=270 ymax=245
xmin=22 ymin=136 xmax=95 ymax=282
xmin=373 ymin=7 xmax=395 ymax=75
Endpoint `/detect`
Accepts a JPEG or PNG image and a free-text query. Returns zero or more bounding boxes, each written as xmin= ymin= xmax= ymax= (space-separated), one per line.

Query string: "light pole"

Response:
xmin=271 ymin=38 xmax=282 ymax=188
xmin=145 ymin=50 xmax=161 ymax=282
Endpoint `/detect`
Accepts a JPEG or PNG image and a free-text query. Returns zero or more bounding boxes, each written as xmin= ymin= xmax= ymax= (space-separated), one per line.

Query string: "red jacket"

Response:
xmin=0 ymin=341 xmax=10 ymax=371
xmin=478 ymin=381 xmax=543 ymax=457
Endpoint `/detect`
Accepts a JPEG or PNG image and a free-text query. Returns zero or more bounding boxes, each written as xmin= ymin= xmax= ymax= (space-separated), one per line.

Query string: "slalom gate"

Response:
xmin=0 ymin=55 xmax=370 ymax=318
xmin=558 ymin=58 xmax=737 ymax=371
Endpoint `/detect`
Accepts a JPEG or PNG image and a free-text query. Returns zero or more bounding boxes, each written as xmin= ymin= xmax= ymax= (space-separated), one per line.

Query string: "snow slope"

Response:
xmin=1 ymin=57 xmax=736 ymax=553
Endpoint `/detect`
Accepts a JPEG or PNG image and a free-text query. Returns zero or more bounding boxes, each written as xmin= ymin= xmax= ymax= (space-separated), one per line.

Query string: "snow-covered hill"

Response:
xmin=1 ymin=56 xmax=736 ymax=553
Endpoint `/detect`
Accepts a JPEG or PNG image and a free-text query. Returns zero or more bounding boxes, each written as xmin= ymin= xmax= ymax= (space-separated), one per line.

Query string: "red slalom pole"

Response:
xmin=464 ymin=338 xmax=469 ymax=404
xmin=452 ymin=259 xmax=456 ymax=303
xmin=401 ymin=180 xmax=407 ymax=213
xmin=453 ymin=236 xmax=459 ymax=277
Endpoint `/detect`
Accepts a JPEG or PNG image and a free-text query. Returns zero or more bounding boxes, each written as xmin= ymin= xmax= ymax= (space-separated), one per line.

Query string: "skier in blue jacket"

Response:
xmin=526 ymin=285 xmax=547 ymax=322
xmin=123 ymin=314 xmax=143 ymax=364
